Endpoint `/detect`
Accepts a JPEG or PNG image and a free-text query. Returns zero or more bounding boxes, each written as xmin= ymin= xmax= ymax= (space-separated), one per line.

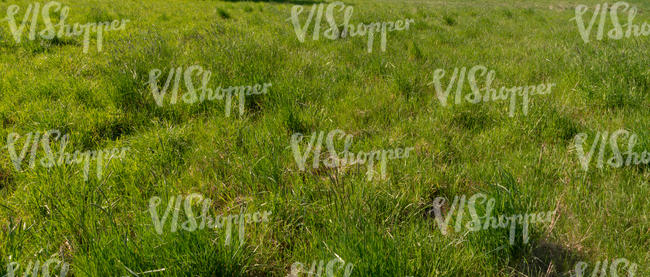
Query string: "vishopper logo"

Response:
xmin=288 ymin=258 xmax=353 ymax=277
xmin=572 ymin=2 xmax=650 ymax=43
xmin=148 ymin=194 xmax=272 ymax=246
xmin=2 ymin=1 xmax=129 ymax=53
xmin=429 ymin=65 xmax=555 ymax=117
xmin=5 ymin=129 xmax=129 ymax=181
xmin=147 ymin=65 xmax=271 ymax=117
xmin=288 ymin=1 xmax=414 ymax=53
xmin=290 ymin=129 xmax=414 ymax=181
xmin=430 ymin=193 xmax=556 ymax=245
xmin=573 ymin=129 xmax=650 ymax=171
xmin=3 ymin=256 xmax=69 ymax=277
xmin=571 ymin=258 xmax=638 ymax=277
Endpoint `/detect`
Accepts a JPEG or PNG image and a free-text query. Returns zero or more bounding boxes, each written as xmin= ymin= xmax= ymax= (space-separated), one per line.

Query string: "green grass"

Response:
xmin=0 ymin=0 xmax=649 ymax=276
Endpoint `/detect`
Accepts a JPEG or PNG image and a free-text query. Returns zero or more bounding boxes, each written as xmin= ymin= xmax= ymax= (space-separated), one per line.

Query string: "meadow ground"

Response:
xmin=0 ymin=0 xmax=648 ymax=276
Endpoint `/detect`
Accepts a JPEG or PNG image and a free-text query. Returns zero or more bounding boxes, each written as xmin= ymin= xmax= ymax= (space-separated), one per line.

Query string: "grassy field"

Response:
xmin=0 ymin=0 xmax=649 ymax=276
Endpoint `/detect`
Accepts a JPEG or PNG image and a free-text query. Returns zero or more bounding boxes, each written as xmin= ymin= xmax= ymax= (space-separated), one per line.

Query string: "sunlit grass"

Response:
xmin=0 ymin=0 xmax=648 ymax=276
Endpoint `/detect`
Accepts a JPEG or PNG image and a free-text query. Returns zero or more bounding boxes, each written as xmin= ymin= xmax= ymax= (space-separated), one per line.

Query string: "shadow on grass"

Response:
xmin=512 ymin=240 xmax=584 ymax=277
xmin=0 ymin=165 xmax=13 ymax=192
